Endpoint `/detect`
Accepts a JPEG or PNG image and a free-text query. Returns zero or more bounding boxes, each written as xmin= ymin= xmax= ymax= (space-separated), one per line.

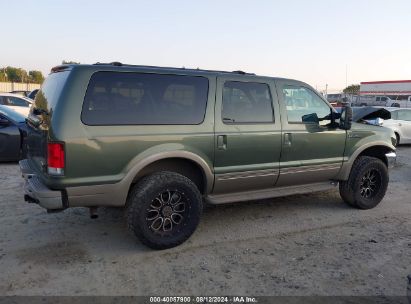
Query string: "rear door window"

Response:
xmin=82 ymin=72 xmax=209 ymax=125
xmin=222 ymin=81 xmax=274 ymax=123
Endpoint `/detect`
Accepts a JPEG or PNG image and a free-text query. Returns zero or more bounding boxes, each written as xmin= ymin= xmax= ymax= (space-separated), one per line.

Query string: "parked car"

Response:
xmin=355 ymin=95 xmax=411 ymax=108
xmin=0 ymin=105 xmax=28 ymax=161
xmin=382 ymin=108 xmax=411 ymax=146
xmin=386 ymin=97 xmax=411 ymax=108
xmin=0 ymin=93 xmax=33 ymax=116
xmin=9 ymin=90 xmax=31 ymax=97
xmin=20 ymin=63 xmax=396 ymax=249
xmin=27 ymin=89 xmax=39 ymax=100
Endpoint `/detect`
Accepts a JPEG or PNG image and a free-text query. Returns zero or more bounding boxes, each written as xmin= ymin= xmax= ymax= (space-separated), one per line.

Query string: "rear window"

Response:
xmin=81 ymin=72 xmax=209 ymax=125
xmin=34 ymin=71 xmax=70 ymax=112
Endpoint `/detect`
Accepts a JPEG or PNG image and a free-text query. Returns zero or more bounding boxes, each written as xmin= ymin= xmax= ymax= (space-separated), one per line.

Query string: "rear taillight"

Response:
xmin=47 ymin=142 xmax=65 ymax=175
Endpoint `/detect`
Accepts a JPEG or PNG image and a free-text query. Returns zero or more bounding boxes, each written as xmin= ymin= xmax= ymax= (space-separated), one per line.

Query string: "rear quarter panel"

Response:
xmin=47 ymin=67 xmax=216 ymax=190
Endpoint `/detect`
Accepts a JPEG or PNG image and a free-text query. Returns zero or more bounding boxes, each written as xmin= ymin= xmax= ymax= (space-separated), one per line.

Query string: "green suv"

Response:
xmin=20 ymin=63 xmax=396 ymax=249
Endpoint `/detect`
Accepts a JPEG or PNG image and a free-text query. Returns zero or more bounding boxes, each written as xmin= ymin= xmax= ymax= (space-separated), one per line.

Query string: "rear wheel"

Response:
xmin=126 ymin=171 xmax=203 ymax=249
xmin=339 ymin=156 xmax=388 ymax=209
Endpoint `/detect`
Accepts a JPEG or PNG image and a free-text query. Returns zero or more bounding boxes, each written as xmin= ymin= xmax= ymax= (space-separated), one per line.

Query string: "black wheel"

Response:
xmin=126 ymin=171 xmax=203 ymax=249
xmin=394 ymin=133 xmax=400 ymax=147
xmin=339 ymin=156 xmax=388 ymax=209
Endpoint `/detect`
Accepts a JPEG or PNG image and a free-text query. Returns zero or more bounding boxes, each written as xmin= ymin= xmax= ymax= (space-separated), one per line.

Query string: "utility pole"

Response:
xmin=345 ymin=64 xmax=348 ymax=89
xmin=325 ymin=84 xmax=328 ymax=99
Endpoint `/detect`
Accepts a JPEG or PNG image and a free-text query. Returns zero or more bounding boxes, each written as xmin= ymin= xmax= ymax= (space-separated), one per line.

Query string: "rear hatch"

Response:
xmin=26 ymin=68 xmax=70 ymax=174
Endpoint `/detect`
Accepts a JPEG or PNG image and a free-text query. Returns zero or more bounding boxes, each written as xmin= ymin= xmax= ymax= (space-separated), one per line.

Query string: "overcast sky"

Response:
xmin=2 ymin=0 xmax=410 ymax=92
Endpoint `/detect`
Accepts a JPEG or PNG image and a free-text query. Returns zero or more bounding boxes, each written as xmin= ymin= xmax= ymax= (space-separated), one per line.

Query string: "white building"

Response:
xmin=359 ymin=80 xmax=411 ymax=98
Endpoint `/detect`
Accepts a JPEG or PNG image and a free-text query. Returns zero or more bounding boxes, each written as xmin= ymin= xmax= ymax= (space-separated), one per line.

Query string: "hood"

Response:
xmin=352 ymin=107 xmax=391 ymax=122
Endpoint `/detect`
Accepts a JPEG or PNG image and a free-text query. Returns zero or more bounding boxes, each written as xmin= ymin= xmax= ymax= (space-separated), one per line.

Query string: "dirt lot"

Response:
xmin=0 ymin=147 xmax=410 ymax=296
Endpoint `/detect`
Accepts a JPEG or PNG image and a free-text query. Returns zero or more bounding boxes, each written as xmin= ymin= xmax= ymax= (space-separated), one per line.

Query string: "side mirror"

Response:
xmin=302 ymin=113 xmax=319 ymax=124
xmin=340 ymin=106 xmax=353 ymax=130
xmin=0 ymin=117 xmax=10 ymax=126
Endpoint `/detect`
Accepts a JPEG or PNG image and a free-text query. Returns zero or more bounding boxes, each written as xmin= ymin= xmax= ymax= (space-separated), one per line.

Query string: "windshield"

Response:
xmin=0 ymin=105 xmax=26 ymax=123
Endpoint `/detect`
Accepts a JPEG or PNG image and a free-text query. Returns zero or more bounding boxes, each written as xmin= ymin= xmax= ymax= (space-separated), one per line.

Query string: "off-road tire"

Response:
xmin=126 ymin=171 xmax=203 ymax=250
xmin=339 ymin=156 xmax=388 ymax=209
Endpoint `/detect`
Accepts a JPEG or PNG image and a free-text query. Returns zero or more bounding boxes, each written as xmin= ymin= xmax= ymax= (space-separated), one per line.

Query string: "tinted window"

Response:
xmin=283 ymin=86 xmax=331 ymax=124
xmin=398 ymin=110 xmax=411 ymax=121
xmin=6 ymin=96 xmax=29 ymax=107
xmin=390 ymin=110 xmax=398 ymax=120
xmin=82 ymin=72 xmax=209 ymax=125
xmin=222 ymin=81 xmax=273 ymax=123
xmin=34 ymin=71 xmax=70 ymax=112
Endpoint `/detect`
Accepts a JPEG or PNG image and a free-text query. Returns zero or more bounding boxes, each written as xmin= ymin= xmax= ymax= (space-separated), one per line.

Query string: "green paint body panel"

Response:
xmin=25 ymin=64 xmax=396 ymax=207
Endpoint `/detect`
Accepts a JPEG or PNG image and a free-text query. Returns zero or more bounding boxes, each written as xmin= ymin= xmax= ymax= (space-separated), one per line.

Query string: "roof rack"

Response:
xmin=93 ymin=62 xmax=255 ymax=75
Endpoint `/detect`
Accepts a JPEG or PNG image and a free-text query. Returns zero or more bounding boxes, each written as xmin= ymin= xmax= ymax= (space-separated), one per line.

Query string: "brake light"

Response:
xmin=47 ymin=142 xmax=65 ymax=175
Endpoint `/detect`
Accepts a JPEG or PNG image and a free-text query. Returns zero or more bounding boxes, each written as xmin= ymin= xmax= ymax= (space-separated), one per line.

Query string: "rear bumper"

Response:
xmin=385 ymin=151 xmax=396 ymax=169
xmin=19 ymin=159 xmax=64 ymax=210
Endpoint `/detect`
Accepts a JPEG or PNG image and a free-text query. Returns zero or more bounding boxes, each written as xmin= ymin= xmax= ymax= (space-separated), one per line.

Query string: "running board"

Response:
xmin=205 ymin=182 xmax=337 ymax=205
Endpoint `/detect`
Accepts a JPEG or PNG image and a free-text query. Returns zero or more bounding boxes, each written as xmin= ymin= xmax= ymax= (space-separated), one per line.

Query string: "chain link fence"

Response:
xmin=0 ymin=82 xmax=41 ymax=93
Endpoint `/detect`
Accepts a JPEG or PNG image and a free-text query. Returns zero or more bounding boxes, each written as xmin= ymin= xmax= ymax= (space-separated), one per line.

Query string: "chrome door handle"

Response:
xmin=284 ymin=133 xmax=292 ymax=146
xmin=217 ymin=135 xmax=227 ymax=150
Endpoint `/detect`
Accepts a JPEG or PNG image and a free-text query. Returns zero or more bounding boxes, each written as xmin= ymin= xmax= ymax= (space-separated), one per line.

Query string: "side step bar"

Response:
xmin=205 ymin=182 xmax=337 ymax=205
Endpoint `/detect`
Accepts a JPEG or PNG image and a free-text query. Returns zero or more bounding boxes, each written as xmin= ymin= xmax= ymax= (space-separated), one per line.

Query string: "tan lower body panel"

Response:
xmin=213 ymin=169 xmax=279 ymax=194
xmin=276 ymin=164 xmax=341 ymax=187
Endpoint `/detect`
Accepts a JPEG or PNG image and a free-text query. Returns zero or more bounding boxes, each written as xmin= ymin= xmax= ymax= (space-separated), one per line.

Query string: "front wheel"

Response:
xmin=339 ymin=156 xmax=389 ymax=209
xmin=126 ymin=171 xmax=203 ymax=250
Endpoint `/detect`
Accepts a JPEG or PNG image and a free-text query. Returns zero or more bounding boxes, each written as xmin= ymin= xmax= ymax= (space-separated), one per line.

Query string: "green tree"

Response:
xmin=5 ymin=66 xmax=28 ymax=82
xmin=343 ymin=84 xmax=360 ymax=95
xmin=5 ymin=67 xmax=19 ymax=82
xmin=0 ymin=69 xmax=7 ymax=82
xmin=28 ymin=70 xmax=45 ymax=83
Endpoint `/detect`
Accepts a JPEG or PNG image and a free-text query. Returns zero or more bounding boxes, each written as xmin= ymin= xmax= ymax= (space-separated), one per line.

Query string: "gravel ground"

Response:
xmin=0 ymin=147 xmax=410 ymax=296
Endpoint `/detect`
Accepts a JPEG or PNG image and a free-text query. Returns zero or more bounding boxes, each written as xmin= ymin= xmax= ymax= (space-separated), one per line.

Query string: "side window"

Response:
xmin=376 ymin=97 xmax=380 ymax=101
xmin=283 ymin=86 xmax=331 ymax=124
xmin=0 ymin=97 xmax=4 ymax=105
xmin=398 ymin=110 xmax=411 ymax=121
xmin=390 ymin=111 xmax=398 ymax=120
xmin=82 ymin=72 xmax=209 ymax=125
xmin=381 ymin=97 xmax=387 ymax=102
xmin=7 ymin=97 xmax=29 ymax=107
xmin=222 ymin=81 xmax=274 ymax=123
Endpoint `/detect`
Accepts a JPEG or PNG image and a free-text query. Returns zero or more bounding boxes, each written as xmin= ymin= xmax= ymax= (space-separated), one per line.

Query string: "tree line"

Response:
xmin=0 ymin=67 xmax=45 ymax=84
xmin=343 ymin=84 xmax=360 ymax=94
